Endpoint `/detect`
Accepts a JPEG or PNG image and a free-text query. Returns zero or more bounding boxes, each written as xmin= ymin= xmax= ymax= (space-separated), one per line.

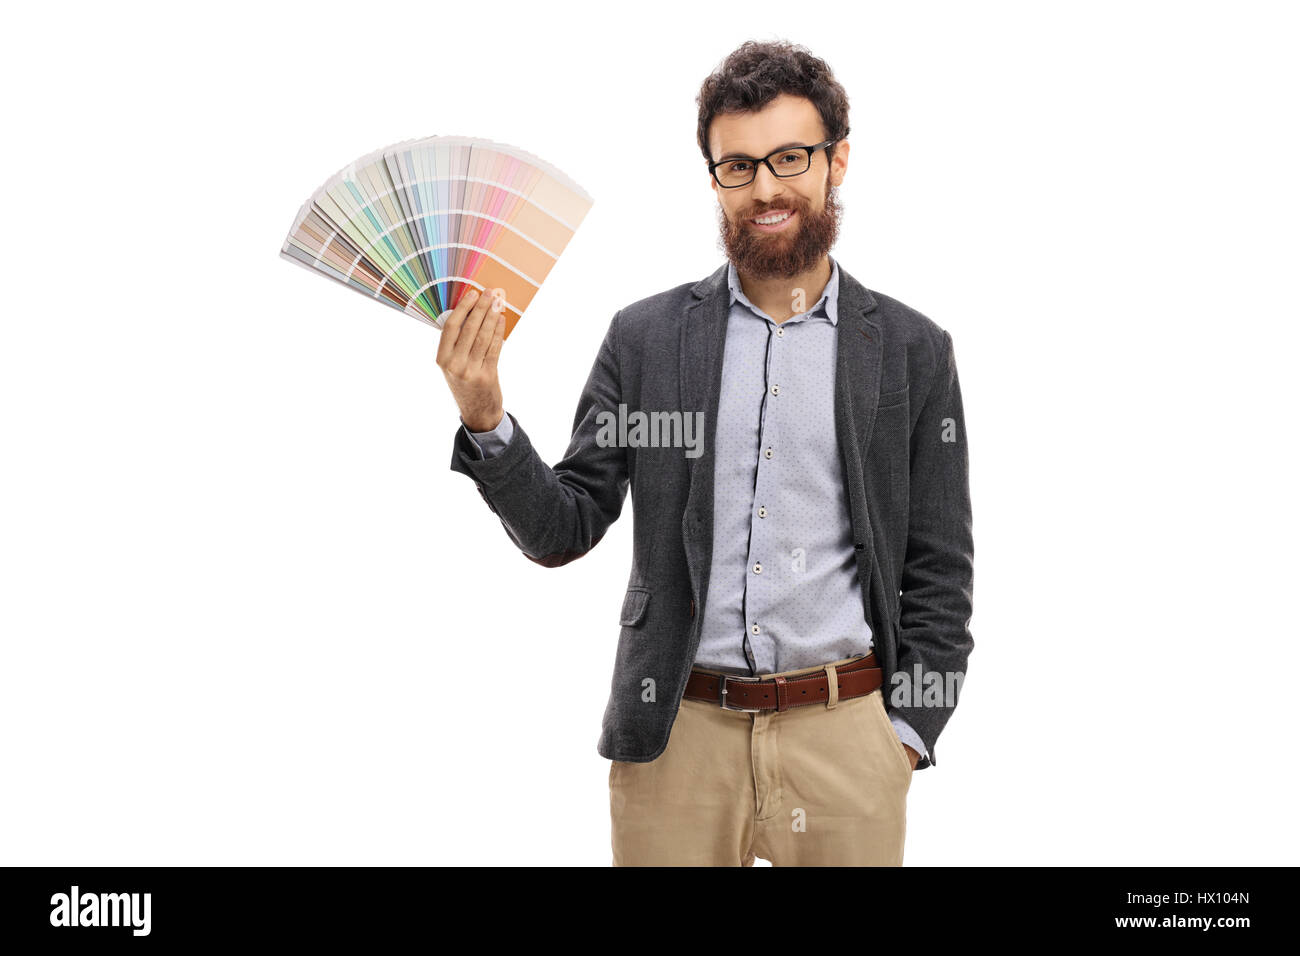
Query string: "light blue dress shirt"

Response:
xmin=463 ymin=255 xmax=926 ymax=762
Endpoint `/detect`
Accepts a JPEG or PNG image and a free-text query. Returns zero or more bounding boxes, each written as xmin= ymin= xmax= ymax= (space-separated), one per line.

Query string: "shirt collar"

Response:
xmin=726 ymin=254 xmax=840 ymax=326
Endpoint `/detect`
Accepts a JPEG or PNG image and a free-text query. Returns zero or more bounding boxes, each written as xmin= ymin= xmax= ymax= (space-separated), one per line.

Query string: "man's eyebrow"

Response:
xmin=715 ymin=141 xmax=806 ymax=162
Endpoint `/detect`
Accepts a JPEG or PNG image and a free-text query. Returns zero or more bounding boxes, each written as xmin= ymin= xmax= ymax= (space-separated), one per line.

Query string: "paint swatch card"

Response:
xmin=281 ymin=136 xmax=593 ymax=339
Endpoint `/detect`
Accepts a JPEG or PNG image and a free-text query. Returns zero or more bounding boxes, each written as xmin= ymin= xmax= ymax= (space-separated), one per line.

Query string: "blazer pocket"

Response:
xmin=619 ymin=586 xmax=652 ymax=627
xmin=877 ymin=385 xmax=909 ymax=409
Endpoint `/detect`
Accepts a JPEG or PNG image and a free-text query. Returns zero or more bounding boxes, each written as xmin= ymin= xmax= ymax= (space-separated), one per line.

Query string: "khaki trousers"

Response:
xmin=609 ymin=654 xmax=912 ymax=866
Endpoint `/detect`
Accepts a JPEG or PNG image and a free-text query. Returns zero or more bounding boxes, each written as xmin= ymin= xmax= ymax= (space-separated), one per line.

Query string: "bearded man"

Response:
xmin=438 ymin=39 xmax=974 ymax=867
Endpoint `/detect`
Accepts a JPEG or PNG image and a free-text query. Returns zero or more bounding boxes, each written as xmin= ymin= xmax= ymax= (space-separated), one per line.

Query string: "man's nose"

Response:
xmin=749 ymin=161 xmax=786 ymax=202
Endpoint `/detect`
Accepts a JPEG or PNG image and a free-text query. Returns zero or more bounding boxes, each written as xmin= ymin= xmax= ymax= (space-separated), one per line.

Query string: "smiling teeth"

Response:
xmin=753 ymin=212 xmax=791 ymax=225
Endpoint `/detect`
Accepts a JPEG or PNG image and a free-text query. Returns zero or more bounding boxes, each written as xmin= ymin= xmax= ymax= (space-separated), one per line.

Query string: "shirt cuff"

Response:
xmin=464 ymin=410 xmax=514 ymax=459
xmin=890 ymin=713 xmax=929 ymax=762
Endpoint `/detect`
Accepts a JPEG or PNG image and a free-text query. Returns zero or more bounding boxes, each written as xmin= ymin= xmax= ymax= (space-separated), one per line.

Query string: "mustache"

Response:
xmin=741 ymin=200 xmax=807 ymax=218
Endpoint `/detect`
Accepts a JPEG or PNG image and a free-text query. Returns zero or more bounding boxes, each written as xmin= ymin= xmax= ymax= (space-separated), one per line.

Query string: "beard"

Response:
xmin=717 ymin=176 xmax=842 ymax=281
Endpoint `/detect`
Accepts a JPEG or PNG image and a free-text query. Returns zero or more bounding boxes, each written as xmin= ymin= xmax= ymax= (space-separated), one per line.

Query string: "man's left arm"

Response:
xmin=888 ymin=328 xmax=974 ymax=770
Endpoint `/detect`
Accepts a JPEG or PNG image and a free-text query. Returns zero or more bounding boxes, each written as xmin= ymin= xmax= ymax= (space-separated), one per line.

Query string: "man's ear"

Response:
xmin=829 ymin=139 xmax=850 ymax=188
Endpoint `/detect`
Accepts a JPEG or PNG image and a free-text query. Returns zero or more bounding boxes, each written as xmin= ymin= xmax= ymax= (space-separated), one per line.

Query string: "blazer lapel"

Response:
xmin=678 ymin=262 xmax=729 ymax=579
xmin=834 ymin=265 xmax=883 ymax=465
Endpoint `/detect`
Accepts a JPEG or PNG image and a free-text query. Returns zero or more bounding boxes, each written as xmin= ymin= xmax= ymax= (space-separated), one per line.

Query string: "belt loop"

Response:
xmin=824 ymin=664 xmax=839 ymax=710
xmin=773 ymin=675 xmax=788 ymax=712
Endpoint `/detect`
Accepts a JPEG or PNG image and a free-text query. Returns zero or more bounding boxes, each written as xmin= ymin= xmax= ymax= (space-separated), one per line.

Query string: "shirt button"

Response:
xmin=758 ymin=506 xmax=767 ymax=518
xmin=753 ymin=562 xmax=762 ymax=574
xmin=751 ymin=624 xmax=760 ymax=635
xmin=764 ymin=447 xmax=773 ymax=459
xmin=776 ymin=328 xmax=784 ymax=337
xmin=770 ymin=384 xmax=780 ymax=395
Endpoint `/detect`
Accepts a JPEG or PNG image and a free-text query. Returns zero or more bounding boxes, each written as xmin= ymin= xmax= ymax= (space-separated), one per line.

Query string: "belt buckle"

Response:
xmin=719 ymin=673 xmax=764 ymax=712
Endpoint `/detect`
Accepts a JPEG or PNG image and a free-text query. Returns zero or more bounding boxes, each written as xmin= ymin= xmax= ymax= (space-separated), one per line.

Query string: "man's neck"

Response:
xmin=734 ymin=256 xmax=833 ymax=323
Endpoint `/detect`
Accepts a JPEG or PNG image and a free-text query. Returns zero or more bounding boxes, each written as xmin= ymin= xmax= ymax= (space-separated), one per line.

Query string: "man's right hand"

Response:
xmin=436 ymin=286 xmax=506 ymax=432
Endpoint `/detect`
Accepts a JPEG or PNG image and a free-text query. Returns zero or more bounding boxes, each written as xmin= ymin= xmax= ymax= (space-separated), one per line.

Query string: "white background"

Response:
xmin=2 ymin=0 xmax=1296 ymax=866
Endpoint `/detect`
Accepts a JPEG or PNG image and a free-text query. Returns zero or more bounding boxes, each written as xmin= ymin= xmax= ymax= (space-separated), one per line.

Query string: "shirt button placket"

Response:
xmin=755 ymin=320 xmax=786 ymax=673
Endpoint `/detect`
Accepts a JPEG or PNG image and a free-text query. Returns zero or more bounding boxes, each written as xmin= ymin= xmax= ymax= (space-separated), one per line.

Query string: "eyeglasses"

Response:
xmin=707 ymin=140 xmax=837 ymax=188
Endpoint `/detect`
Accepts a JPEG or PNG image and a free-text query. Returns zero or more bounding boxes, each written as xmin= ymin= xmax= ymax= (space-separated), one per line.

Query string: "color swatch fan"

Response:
xmin=280 ymin=136 xmax=593 ymax=338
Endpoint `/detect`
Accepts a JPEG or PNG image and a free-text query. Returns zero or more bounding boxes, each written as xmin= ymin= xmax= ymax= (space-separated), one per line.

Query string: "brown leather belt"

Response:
xmin=683 ymin=652 xmax=880 ymax=713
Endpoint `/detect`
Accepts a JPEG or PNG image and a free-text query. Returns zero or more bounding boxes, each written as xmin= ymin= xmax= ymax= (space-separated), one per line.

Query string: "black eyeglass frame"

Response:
xmin=707 ymin=139 xmax=838 ymax=188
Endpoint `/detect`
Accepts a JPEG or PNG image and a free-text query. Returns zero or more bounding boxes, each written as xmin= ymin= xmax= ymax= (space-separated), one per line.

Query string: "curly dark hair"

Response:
xmin=696 ymin=40 xmax=851 ymax=166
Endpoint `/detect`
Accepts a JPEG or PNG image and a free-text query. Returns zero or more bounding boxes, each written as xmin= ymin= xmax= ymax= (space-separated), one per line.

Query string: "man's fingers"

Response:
xmin=484 ymin=312 xmax=506 ymax=369
xmin=452 ymin=286 xmax=495 ymax=364
xmin=436 ymin=287 xmax=480 ymax=365
xmin=467 ymin=291 xmax=504 ymax=366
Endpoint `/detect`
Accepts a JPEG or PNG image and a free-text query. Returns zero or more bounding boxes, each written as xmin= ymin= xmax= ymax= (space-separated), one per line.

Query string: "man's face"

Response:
xmin=708 ymin=93 xmax=849 ymax=280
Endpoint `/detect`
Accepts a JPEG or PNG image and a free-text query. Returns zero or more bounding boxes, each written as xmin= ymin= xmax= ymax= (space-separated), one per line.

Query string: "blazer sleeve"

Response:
xmin=448 ymin=311 xmax=629 ymax=567
xmin=463 ymin=409 xmax=515 ymax=458
xmin=888 ymin=329 xmax=974 ymax=769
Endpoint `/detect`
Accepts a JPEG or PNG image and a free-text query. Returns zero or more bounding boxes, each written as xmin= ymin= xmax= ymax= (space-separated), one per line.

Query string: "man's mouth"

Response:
xmin=748 ymin=209 xmax=796 ymax=233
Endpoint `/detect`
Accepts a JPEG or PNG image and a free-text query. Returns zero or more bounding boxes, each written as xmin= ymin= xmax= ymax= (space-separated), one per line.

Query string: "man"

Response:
xmin=437 ymin=40 xmax=973 ymax=866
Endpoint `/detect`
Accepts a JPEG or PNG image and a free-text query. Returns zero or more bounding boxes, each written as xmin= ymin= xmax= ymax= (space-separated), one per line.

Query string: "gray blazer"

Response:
xmin=449 ymin=260 xmax=973 ymax=770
